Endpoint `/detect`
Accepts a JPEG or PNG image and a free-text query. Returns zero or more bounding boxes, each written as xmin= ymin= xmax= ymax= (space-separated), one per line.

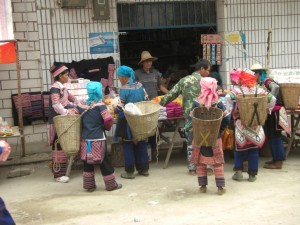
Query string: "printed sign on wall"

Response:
xmin=89 ymin=32 xmax=119 ymax=54
xmin=201 ymin=34 xmax=222 ymax=65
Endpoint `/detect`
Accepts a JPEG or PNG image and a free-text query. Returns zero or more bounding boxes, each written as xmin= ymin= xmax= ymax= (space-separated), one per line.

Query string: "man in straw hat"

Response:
xmin=48 ymin=63 xmax=79 ymax=183
xmin=159 ymin=59 xmax=211 ymax=175
xmin=135 ymin=51 xmax=169 ymax=160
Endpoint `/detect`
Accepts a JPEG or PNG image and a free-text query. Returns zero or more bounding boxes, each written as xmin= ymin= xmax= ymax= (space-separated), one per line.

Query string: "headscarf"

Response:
xmin=198 ymin=77 xmax=218 ymax=109
xmin=117 ymin=65 xmax=135 ymax=85
xmin=49 ymin=63 xmax=68 ymax=78
xmin=86 ymin=81 xmax=103 ymax=106
xmin=259 ymin=70 xmax=267 ymax=83
xmin=229 ymin=68 xmax=242 ymax=85
xmin=239 ymin=69 xmax=256 ymax=88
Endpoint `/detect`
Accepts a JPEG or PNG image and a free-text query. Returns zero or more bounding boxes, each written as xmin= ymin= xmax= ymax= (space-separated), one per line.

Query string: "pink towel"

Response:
xmin=198 ymin=77 xmax=218 ymax=109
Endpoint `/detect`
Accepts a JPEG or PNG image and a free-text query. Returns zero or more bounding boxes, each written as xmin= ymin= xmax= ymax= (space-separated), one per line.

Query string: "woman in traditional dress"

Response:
xmin=188 ymin=77 xmax=230 ymax=195
xmin=48 ymin=64 xmax=79 ymax=183
xmin=225 ymin=69 xmax=276 ymax=182
xmin=250 ymin=64 xmax=290 ymax=169
xmin=114 ymin=65 xmax=149 ymax=179
xmin=77 ymin=81 xmax=122 ymax=192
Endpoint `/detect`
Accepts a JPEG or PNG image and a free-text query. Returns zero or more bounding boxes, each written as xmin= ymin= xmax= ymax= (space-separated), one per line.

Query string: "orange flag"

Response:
xmin=0 ymin=42 xmax=16 ymax=64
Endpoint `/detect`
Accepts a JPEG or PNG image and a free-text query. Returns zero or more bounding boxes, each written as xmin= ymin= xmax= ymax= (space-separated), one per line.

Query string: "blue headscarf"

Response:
xmin=260 ymin=70 xmax=267 ymax=83
xmin=86 ymin=81 xmax=103 ymax=106
xmin=117 ymin=65 xmax=135 ymax=85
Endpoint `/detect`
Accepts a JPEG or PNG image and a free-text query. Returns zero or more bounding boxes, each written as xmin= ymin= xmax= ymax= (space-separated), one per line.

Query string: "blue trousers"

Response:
xmin=268 ymin=137 xmax=285 ymax=161
xmin=234 ymin=148 xmax=259 ymax=175
xmin=185 ymin=128 xmax=197 ymax=171
xmin=0 ymin=197 xmax=15 ymax=225
xmin=122 ymin=140 xmax=149 ymax=173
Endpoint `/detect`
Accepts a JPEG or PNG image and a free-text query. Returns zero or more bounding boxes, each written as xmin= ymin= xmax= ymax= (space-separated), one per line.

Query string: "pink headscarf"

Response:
xmin=230 ymin=68 xmax=242 ymax=85
xmin=198 ymin=77 xmax=218 ymax=109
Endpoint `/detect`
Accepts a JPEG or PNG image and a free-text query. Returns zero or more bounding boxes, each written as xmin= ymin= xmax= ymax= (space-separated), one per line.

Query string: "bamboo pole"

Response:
xmin=14 ymin=41 xmax=26 ymax=157
xmin=266 ymin=29 xmax=272 ymax=76
xmin=0 ymin=39 xmax=27 ymax=157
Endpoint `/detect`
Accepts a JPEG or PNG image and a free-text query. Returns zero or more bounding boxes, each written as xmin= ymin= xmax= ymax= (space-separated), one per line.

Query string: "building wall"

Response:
xmin=0 ymin=0 xmax=119 ymax=144
xmin=217 ymin=0 xmax=300 ymax=87
xmin=0 ymin=0 xmax=299 ymax=145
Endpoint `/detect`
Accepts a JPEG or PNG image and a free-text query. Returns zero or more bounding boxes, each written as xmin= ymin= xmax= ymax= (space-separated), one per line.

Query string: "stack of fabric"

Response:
xmin=158 ymin=107 xmax=167 ymax=120
xmin=165 ymin=102 xmax=183 ymax=118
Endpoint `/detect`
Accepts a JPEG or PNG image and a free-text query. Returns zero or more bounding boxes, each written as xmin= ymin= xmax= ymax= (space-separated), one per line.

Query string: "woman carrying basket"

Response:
xmin=225 ymin=69 xmax=276 ymax=182
xmin=188 ymin=77 xmax=230 ymax=195
xmin=76 ymin=82 xmax=122 ymax=192
xmin=251 ymin=64 xmax=290 ymax=169
xmin=114 ymin=66 xmax=149 ymax=179
xmin=48 ymin=64 xmax=79 ymax=183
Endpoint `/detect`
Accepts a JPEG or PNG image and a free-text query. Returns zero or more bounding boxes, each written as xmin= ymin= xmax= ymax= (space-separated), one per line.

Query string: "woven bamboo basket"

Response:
xmin=280 ymin=83 xmax=300 ymax=110
xmin=192 ymin=107 xmax=223 ymax=147
xmin=53 ymin=114 xmax=81 ymax=156
xmin=124 ymin=101 xmax=161 ymax=141
xmin=236 ymin=94 xmax=268 ymax=127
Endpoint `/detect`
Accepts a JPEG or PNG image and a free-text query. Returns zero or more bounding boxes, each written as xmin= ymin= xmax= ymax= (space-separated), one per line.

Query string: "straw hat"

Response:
xmin=138 ymin=51 xmax=158 ymax=65
xmin=250 ymin=64 xmax=266 ymax=71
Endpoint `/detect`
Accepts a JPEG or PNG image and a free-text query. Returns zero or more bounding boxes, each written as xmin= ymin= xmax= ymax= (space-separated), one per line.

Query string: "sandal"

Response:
xmin=55 ymin=176 xmax=70 ymax=183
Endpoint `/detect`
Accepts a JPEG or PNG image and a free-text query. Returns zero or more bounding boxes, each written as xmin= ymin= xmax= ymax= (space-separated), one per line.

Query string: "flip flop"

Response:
xmin=55 ymin=176 xmax=70 ymax=183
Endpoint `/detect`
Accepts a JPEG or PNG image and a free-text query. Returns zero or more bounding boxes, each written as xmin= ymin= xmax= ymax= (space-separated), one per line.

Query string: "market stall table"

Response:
xmin=157 ymin=117 xmax=185 ymax=169
xmin=285 ymin=110 xmax=300 ymax=158
xmin=0 ymin=126 xmax=21 ymax=140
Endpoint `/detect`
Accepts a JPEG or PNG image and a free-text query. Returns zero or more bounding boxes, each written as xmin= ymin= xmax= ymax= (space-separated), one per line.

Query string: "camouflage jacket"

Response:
xmin=160 ymin=72 xmax=202 ymax=119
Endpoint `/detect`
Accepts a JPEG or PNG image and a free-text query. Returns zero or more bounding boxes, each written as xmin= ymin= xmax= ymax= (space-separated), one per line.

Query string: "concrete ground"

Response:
xmin=1 ymin=144 xmax=300 ymax=225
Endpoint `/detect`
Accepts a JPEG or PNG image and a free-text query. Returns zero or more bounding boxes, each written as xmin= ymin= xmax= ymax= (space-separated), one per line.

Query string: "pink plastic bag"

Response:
xmin=0 ymin=140 xmax=11 ymax=161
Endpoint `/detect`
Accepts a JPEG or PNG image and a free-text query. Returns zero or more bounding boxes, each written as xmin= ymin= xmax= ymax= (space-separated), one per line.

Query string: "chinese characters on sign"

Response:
xmin=201 ymin=34 xmax=222 ymax=65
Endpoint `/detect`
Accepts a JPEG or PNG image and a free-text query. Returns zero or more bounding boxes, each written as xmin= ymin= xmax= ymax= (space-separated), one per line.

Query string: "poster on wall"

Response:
xmin=89 ymin=32 xmax=119 ymax=54
xmin=201 ymin=34 xmax=222 ymax=66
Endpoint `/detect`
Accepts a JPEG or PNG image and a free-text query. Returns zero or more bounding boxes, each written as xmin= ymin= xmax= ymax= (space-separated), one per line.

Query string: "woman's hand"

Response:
xmin=67 ymin=108 xmax=78 ymax=115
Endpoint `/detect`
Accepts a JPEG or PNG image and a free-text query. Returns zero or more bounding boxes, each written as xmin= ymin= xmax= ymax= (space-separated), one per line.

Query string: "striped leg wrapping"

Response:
xmin=83 ymin=172 xmax=95 ymax=190
xmin=198 ymin=176 xmax=208 ymax=186
xmin=214 ymin=164 xmax=225 ymax=187
xmin=103 ymin=173 xmax=118 ymax=191
xmin=52 ymin=150 xmax=68 ymax=178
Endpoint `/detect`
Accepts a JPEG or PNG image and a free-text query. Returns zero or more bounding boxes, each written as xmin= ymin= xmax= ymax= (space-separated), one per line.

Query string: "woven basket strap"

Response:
xmin=249 ymin=102 xmax=260 ymax=127
xmin=239 ymin=86 xmax=245 ymax=97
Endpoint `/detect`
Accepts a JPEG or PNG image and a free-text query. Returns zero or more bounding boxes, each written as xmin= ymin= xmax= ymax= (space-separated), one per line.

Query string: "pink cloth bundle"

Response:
xmin=230 ymin=68 xmax=242 ymax=85
xmin=0 ymin=140 xmax=11 ymax=161
xmin=166 ymin=102 xmax=183 ymax=118
xmin=198 ymin=77 xmax=218 ymax=109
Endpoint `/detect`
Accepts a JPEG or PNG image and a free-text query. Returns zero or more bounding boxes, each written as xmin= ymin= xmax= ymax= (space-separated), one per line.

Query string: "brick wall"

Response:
xmin=0 ymin=0 xmax=119 ymax=145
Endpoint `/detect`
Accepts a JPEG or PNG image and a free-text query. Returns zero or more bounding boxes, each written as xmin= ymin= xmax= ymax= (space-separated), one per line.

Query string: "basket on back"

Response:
xmin=124 ymin=101 xmax=161 ymax=141
xmin=236 ymin=94 xmax=267 ymax=127
xmin=280 ymin=83 xmax=300 ymax=110
xmin=53 ymin=115 xmax=81 ymax=156
xmin=192 ymin=107 xmax=223 ymax=147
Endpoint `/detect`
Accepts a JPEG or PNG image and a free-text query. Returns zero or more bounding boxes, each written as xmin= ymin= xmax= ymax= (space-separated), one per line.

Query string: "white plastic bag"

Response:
xmin=125 ymin=103 xmax=142 ymax=115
